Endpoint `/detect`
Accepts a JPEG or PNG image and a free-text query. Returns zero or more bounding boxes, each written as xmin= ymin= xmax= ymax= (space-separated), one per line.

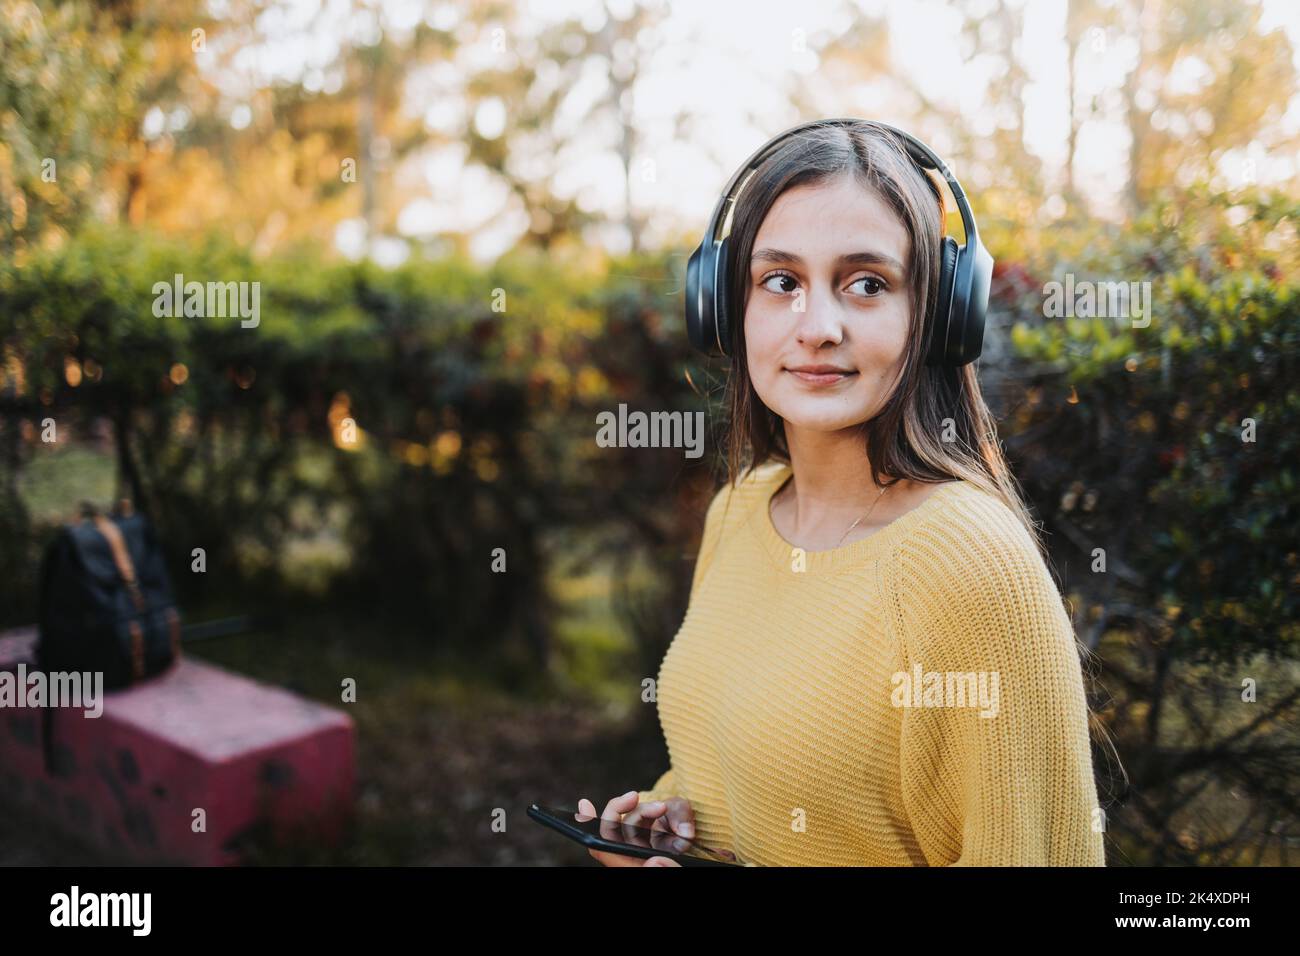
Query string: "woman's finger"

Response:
xmin=599 ymin=790 xmax=640 ymax=820
xmin=598 ymin=790 xmax=640 ymax=843
xmin=621 ymin=800 xmax=664 ymax=829
xmin=660 ymin=796 xmax=696 ymax=839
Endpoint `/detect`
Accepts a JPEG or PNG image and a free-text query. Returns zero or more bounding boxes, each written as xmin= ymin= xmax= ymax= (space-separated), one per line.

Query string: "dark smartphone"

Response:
xmin=527 ymin=803 xmax=742 ymax=867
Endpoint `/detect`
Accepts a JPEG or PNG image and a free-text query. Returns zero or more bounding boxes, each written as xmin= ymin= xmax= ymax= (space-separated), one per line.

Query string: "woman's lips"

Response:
xmin=786 ymin=369 xmax=857 ymax=386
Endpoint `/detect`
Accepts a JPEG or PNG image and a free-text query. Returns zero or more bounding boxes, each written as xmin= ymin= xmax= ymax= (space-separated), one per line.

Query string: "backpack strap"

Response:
xmin=103 ymin=506 xmax=183 ymax=663
xmin=93 ymin=514 xmax=146 ymax=613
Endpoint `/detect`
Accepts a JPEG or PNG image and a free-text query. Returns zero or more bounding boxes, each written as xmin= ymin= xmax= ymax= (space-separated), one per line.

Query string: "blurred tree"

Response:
xmin=0 ymin=1 xmax=156 ymax=257
xmin=449 ymin=0 xmax=677 ymax=253
xmin=1116 ymin=0 xmax=1297 ymax=218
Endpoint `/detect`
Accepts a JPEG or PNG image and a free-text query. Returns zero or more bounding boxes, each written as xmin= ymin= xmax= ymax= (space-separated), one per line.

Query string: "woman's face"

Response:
xmin=743 ymin=172 xmax=913 ymax=435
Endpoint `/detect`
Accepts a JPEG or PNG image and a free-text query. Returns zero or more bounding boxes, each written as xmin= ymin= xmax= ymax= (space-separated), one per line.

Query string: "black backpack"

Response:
xmin=37 ymin=502 xmax=182 ymax=691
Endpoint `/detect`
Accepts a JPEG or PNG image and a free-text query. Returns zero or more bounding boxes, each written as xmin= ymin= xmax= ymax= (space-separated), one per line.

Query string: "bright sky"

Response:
xmin=200 ymin=0 xmax=1300 ymax=264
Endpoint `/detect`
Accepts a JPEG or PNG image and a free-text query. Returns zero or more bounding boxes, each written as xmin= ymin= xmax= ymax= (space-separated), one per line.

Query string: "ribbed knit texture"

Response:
xmin=638 ymin=460 xmax=1106 ymax=866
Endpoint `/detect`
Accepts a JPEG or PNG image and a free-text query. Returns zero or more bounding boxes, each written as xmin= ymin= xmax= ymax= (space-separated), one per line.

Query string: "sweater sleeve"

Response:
xmin=890 ymin=496 xmax=1106 ymax=867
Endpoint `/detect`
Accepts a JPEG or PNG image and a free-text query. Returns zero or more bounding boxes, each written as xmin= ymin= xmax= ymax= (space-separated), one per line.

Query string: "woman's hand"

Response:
xmin=576 ymin=790 xmax=695 ymax=867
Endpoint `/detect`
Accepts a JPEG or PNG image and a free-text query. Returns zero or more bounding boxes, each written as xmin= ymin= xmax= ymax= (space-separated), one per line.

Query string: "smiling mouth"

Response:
xmin=785 ymin=368 xmax=858 ymax=386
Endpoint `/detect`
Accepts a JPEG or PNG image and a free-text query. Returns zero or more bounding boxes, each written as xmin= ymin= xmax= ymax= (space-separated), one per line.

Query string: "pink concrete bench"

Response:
xmin=0 ymin=627 xmax=354 ymax=865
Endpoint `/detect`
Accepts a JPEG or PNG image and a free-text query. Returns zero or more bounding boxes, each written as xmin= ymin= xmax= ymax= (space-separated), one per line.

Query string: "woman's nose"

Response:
xmin=793 ymin=287 xmax=846 ymax=347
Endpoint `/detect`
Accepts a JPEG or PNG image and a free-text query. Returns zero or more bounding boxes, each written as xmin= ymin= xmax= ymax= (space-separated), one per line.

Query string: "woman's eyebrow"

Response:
xmin=750 ymin=248 xmax=905 ymax=274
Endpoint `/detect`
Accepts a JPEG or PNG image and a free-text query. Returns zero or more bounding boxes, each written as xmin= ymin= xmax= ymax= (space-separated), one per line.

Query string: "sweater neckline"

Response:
xmin=749 ymin=461 xmax=965 ymax=573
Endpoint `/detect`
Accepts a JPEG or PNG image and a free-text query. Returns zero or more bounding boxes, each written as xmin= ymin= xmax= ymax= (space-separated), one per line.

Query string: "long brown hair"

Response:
xmin=715 ymin=119 xmax=1046 ymax=561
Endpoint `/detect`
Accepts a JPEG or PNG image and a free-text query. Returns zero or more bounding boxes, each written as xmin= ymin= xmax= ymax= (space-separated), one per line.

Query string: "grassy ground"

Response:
xmin=196 ymin=603 xmax=668 ymax=866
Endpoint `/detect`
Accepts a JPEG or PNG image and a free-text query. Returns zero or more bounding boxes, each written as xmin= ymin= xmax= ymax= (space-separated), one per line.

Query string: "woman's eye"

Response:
xmin=759 ymin=273 xmax=798 ymax=295
xmin=849 ymin=276 xmax=887 ymax=296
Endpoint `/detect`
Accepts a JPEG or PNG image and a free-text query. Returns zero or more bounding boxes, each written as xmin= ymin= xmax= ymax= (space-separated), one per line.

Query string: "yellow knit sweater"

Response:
xmin=638 ymin=460 xmax=1106 ymax=866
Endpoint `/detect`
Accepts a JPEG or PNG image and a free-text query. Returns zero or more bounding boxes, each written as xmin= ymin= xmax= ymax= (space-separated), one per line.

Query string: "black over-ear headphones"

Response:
xmin=684 ymin=118 xmax=993 ymax=367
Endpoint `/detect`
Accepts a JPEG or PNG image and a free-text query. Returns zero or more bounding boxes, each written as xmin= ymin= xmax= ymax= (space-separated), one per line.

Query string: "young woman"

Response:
xmin=578 ymin=120 xmax=1107 ymax=867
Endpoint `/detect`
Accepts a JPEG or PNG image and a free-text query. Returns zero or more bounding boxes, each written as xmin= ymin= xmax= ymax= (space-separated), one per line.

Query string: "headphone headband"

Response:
xmin=686 ymin=117 xmax=992 ymax=366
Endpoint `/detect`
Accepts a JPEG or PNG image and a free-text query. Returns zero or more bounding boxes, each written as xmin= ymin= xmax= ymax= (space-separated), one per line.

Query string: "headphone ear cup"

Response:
xmin=685 ymin=242 xmax=707 ymax=353
xmin=713 ymin=236 xmax=731 ymax=356
xmin=928 ymin=235 xmax=960 ymax=366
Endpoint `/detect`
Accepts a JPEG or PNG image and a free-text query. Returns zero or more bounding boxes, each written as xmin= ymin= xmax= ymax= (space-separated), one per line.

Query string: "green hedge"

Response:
xmin=0 ymin=227 xmax=714 ymax=671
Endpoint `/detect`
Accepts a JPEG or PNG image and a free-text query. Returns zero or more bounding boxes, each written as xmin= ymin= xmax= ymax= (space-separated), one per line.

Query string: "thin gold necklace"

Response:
xmin=775 ymin=477 xmax=894 ymax=548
